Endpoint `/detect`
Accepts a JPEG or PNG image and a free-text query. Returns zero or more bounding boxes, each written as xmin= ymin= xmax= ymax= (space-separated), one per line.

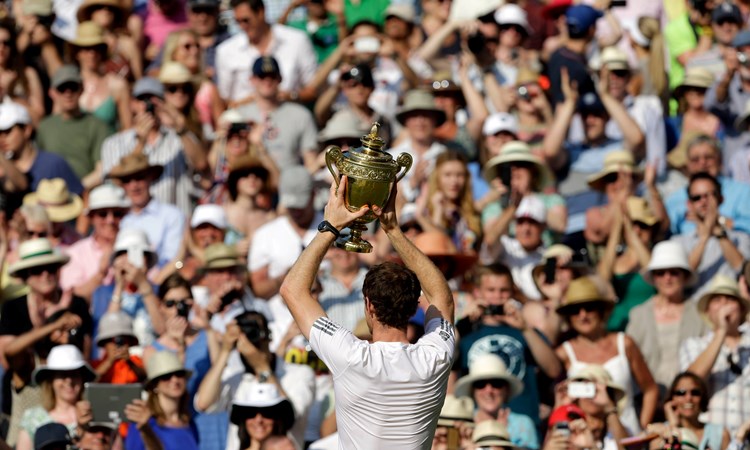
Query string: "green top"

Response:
xmin=481 ymin=193 xmax=566 ymax=246
xmin=344 ymin=0 xmax=391 ymax=27
xmin=36 ymin=112 xmax=112 ymax=179
xmin=664 ymin=13 xmax=699 ymax=100
xmin=288 ymin=14 xmax=340 ymax=63
xmin=607 ymin=271 xmax=656 ymax=332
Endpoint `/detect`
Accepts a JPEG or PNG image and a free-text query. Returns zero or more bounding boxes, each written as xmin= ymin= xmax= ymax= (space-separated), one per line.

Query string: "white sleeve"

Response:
xmin=308 ymin=317 xmax=358 ymax=375
xmin=419 ymin=318 xmax=456 ymax=358
xmin=216 ymin=43 xmax=232 ymax=100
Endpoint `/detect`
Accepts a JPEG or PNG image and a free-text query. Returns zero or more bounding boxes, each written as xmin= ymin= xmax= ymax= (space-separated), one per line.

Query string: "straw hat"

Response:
xmin=145 ymin=351 xmax=193 ymax=389
xmin=8 ymin=238 xmax=70 ymax=277
xmin=472 ymin=421 xmax=516 ymax=448
xmin=515 ymin=67 xmax=540 ymax=86
xmin=33 ymin=345 xmax=96 ymax=385
xmin=396 ymin=90 xmax=447 ymax=126
xmin=96 ymin=311 xmax=138 ymax=346
xmin=454 ymin=354 xmax=524 ymax=399
xmin=437 ymin=395 xmax=475 ymax=427
xmin=317 ymin=109 xmax=368 ymax=144
xmin=23 ymin=178 xmax=83 ymax=223
xmin=641 ymin=240 xmax=696 ymax=286
xmin=69 ymin=21 xmax=106 ymax=47
xmin=586 ymin=151 xmax=643 ymax=191
xmin=696 ymin=274 xmax=750 ymax=315
xmin=626 ymin=197 xmax=659 ymax=226
xmin=76 ymin=0 xmax=125 ymax=24
xmin=556 ymin=276 xmax=615 ymax=316
xmin=483 ymin=141 xmax=552 ymax=190
xmin=86 ymin=183 xmax=131 ymax=213
xmin=159 ymin=62 xmax=193 ymax=85
xmin=674 ymin=68 xmax=714 ymax=97
xmin=592 ymin=46 xmax=630 ymax=72
xmin=568 ymin=364 xmax=627 ymax=412
xmin=202 ymin=243 xmax=244 ymax=270
xmin=109 ymin=153 xmax=164 ymax=181
xmin=230 ymin=383 xmax=295 ymax=431
xmin=411 ymin=231 xmax=478 ymax=279
xmin=668 ymin=131 xmax=710 ymax=169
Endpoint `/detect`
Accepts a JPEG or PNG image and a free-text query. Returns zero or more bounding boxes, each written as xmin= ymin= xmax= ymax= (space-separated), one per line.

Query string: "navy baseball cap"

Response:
xmin=578 ymin=92 xmax=607 ymax=115
xmin=712 ymin=2 xmax=742 ymax=23
xmin=252 ymin=56 xmax=281 ymax=78
xmin=341 ymin=64 xmax=375 ymax=88
xmin=34 ymin=423 xmax=72 ymax=450
xmin=565 ymin=5 xmax=603 ymax=36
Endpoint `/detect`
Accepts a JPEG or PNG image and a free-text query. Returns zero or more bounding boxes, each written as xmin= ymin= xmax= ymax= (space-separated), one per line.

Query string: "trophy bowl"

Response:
xmin=325 ymin=123 xmax=412 ymax=253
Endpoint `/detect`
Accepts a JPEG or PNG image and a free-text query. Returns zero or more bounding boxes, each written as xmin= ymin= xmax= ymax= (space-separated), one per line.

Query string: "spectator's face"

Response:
xmin=75 ymin=46 xmax=104 ymax=70
xmin=188 ymin=6 xmax=218 ymax=37
xmin=687 ymin=178 xmax=720 ymax=219
xmin=682 ymin=87 xmax=706 ymax=110
xmin=687 ymin=142 xmax=720 ymax=176
xmin=437 ymin=160 xmax=466 ymax=201
xmin=328 ymin=247 xmax=359 ymax=272
xmin=192 ymin=223 xmax=225 ymax=248
xmin=423 ymin=0 xmax=451 ymax=21
xmin=582 ymin=113 xmax=606 ymax=142
xmin=164 ymin=83 xmax=193 ymax=111
xmin=244 ymin=413 xmax=275 ymax=442
xmin=499 ymin=24 xmax=524 ymax=48
xmin=515 ymin=217 xmax=543 ymax=251
xmin=567 ymin=303 xmax=605 ymax=335
xmin=671 ymin=377 xmax=703 ymax=420
xmin=0 ymin=124 xmax=29 ymax=155
xmin=24 ymin=220 xmax=52 ymax=240
xmin=475 ymin=274 xmax=514 ymax=306
xmin=203 ymin=267 xmax=242 ymax=292
xmin=713 ymin=19 xmax=739 ymax=45
xmin=0 ymin=29 xmax=11 ymax=66
xmin=173 ymin=33 xmax=201 ymax=73
xmin=119 ymin=172 xmax=151 ymax=208
xmin=632 ymin=221 xmax=654 ymax=246
xmin=604 ymin=69 xmax=630 ymax=100
xmin=102 ymin=336 xmax=135 ymax=357
xmin=155 ymin=371 xmax=187 ymax=399
xmin=236 ymin=170 xmax=265 ymax=197
xmin=516 ymin=83 xmax=542 ymax=113
xmin=24 ymin=264 xmax=61 ymax=296
xmin=77 ymin=427 xmax=113 ymax=450
xmin=707 ymin=294 xmax=743 ymax=329
xmin=90 ymin=5 xmax=117 ymax=28
xmin=510 ymin=164 xmax=533 ymax=194
xmin=161 ymin=286 xmax=194 ymax=320
xmin=53 ymin=82 xmax=82 ymax=113
xmin=251 ymin=74 xmax=281 ymax=100
xmin=485 ymin=131 xmax=516 ymax=157
xmin=433 ymin=92 xmax=459 ymax=114
xmin=51 ymin=370 xmax=83 ymax=404
xmin=233 ymin=3 xmax=265 ymax=40
xmin=652 ymin=268 xmax=687 ymax=298
xmin=472 ymin=378 xmax=509 ymax=413
xmin=404 ymin=112 xmax=437 ymax=142
xmin=341 ymin=78 xmax=373 ymax=108
xmin=89 ymin=208 xmax=125 ymax=241
xmin=384 ymin=16 xmax=411 ymax=40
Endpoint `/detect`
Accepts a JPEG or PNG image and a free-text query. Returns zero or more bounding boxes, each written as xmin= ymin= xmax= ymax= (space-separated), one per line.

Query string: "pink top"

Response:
xmin=144 ymin=0 xmax=188 ymax=50
xmin=195 ymin=81 xmax=213 ymax=126
xmin=60 ymin=236 xmax=113 ymax=291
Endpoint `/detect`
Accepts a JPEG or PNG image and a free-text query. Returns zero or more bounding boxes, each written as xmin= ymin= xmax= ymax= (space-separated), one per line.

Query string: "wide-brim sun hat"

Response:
xmin=145 ymin=351 xmax=193 ymax=389
xmin=674 ymin=68 xmax=714 ymax=98
xmin=556 ymin=276 xmax=615 ymax=316
xmin=483 ymin=141 xmax=552 ymax=191
xmin=109 ymin=153 xmax=164 ymax=181
xmin=86 ymin=183 xmax=131 ymax=213
xmin=437 ymin=395 xmax=475 ymax=427
xmin=472 ymin=421 xmax=516 ymax=447
xmin=76 ymin=0 xmax=126 ymax=25
xmin=68 ymin=21 xmax=106 ymax=47
xmin=202 ymin=243 xmax=244 ymax=270
xmin=568 ymin=364 xmax=627 ymax=413
xmin=696 ymin=274 xmax=750 ymax=316
xmin=396 ymin=89 xmax=447 ymax=127
xmin=317 ymin=109 xmax=368 ymax=144
xmin=159 ymin=62 xmax=194 ymax=85
xmin=230 ymin=383 xmax=295 ymax=431
xmin=96 ymin=311 xmax=138 ymax=346
xmin=8 ymin=238 xmax=70 ymax=277
xmin=23 ymin=178 xmax=84 ymax=223
xmin=33 ymin=345 xmax=96 ymax=385
xmin=641 ymin=240 xmax=696 ymax=286
xmin=586 ymin=150 xmax=644 ymax=191
xmin=454 ymin=353 xmax=524 ymax=399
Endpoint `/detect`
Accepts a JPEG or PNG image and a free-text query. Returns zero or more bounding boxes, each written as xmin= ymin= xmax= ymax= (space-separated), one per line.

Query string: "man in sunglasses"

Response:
xmin=60 ymin=184 xmax=130 ymax=300
xmin=36 ymin=65 xmax=112 ymax=188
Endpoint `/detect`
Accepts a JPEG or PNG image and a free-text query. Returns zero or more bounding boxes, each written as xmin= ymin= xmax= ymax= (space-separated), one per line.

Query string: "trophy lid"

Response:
xmin=354 ymin=123 xmax=390 ymax=161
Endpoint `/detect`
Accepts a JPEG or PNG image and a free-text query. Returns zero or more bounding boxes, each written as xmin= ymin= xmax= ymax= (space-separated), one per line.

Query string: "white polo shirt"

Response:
xmin=308 ymin=316 xmax=455 ymax=449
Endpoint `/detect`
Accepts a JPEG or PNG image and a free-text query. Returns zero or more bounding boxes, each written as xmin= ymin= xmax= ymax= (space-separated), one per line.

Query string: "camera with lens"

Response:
xmin=228 ymin=122 xmax=250 ymax=135
xmin=484 ymin=304 xmax=504 ymax=316
xmin=68 ymin=327 xmax=84 ymax=350
xmin=517 ymin=85 xmax=532 ymax=101
xmin=738 ymin=52 xmax=750 ymax=67
xmin=221 ymin=289 xmax=243 ymax=308
xmin=144 ymin=98 xmax=156 ymax=115
xmin=175 ymin=301 xmax=190 ymax=318
xmin=236 ymin=313 xmax=268 ymax=346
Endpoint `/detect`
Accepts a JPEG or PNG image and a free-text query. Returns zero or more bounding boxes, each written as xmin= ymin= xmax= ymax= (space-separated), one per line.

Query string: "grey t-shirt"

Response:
xmin=237 ymin=102 xmax=318 ymax=168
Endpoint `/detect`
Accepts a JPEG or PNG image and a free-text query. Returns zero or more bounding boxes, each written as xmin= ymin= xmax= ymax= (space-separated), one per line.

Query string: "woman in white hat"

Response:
xmin=124 ymin=351 xmax=197 ymax=450
xmin=673 ymin=67 xmax=721 ymax=141
xmin=15 ymin=345 xmax=96 ymax=450
xmin=626 ymin=241 xmax=709 ymax=392
xmin=229 ymin=383 xmax=295 ymax=450
xmin=555 ymin=276 xmax=658 ymax=433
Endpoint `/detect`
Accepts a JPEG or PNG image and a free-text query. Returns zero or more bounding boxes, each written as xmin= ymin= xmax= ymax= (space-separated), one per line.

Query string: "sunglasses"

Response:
xmin=688 ymin=191 xmax=718 ymax=202
xmin=106 ymin=335 xmax=134 ymax=347
xmin=472 ymin=379 xmax=508 ymax=390
xmin=26 ymin=264 xmax=59 ymax=276
xmin=567 ymin=303 xmax=603 ymax=315
xmin=119 ymin=173 xmax=149 ymax=184
xmin=28 ymin=229 xmax=49 ymax=238
xmin=57 ymin=83 xmax=81 ymax=94
xmin=155 ymin=371 xmax=187 ymax=383
xmin=93 ymin=209 xmax=126 ymax=219
xmin=165 ymin=84 xmax=191 ymax=94
xmin=652 ymin=268 xmax=684 ymax=278
xmin=164 ymin=298 xmax=193 ymax=308
xmin=181 ymin=42 xmax=200 ymax=50
xmin=672 ymin=389 xmax=702 ymax=397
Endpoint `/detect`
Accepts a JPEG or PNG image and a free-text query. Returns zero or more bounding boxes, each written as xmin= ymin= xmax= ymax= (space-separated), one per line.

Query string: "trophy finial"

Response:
xmin=360 ymin=122 xmax=386 ymax=152
xmin=369 ymin=123 xmax=380 ymax=137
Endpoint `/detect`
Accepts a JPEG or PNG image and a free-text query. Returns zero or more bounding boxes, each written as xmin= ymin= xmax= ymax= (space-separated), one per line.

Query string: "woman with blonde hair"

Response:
xmin=626 ymin=16 xmax=669 ymax=109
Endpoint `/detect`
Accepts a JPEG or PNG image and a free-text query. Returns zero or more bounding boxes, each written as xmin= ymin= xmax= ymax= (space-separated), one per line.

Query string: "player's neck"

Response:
xmin=371 ymin=322 xmax=409 ymax=344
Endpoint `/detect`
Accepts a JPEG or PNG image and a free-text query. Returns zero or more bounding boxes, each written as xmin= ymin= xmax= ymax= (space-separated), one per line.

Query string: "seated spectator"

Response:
xmin=16 ymin=345 xmax=96 ymax=450
xmin=60 ymin=184 xmax=130 ymax=300
xmin=92 ymin=311 xmax=145 ymax=383
xmin=453 ymin=353 xmax=538 ymax=449
xmin=229 ymin=383 xmax=296 ymax=450
xmin=124 ymin=351 xmax=199 ymax=450
xmin=432 ymin=395 xmax=475 ymax=450
xmin=109 ymin=153 xmax=186 ymax=268
xmin=680 ymin=275 xmax=750 ymax=434
xmin=22 ymin=178 xmax=83 ymax=248
xmin=37 ymin=65 xmax=111 ymax=188
xmin=626 ymin=240 xmax=709 ymax=392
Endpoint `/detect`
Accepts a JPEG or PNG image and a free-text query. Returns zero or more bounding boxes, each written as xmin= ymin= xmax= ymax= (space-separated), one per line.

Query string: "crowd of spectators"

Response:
xmin=2 ymin=0 xmax=750 ymax=448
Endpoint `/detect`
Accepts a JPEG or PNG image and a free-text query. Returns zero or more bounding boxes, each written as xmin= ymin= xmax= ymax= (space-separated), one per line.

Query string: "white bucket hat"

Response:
xmin=454 ymin=354 xmax=524 ymax=399
xmin=96 ymin=311 xmax=138 ymax=346
xmin=230 ymin=383 xmax=295 ymax=430
xmin=86 ymin=184 xmax=131 ymax=213
xmin=33 ymin=345 xmax=96 ymax=385
xmin=641 ymin=240 xmax=696 ymax=286
xmin=8 ymin=238 xmax=70 ymax=277
xmin=190 ymin=204 xmax=228 ymax=229
xmin=483 ymin=112 xmax=518 ymax=137
xmin=494 ymin=4 xmax=531 ymax=35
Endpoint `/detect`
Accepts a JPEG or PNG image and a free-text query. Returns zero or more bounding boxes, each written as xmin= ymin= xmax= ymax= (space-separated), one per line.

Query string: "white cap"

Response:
xmin=494 ymin=4 xmax=531 ymax=33
xmin=483 ymin=112 xmax=519 ymax=137
xmin=87 ymin=184 xmax=131 ymax=212
xmin=114 ymin=228 xmax=152 ymax=253
xmin=515 ymin=195 xmax=546 ymax=223
xmin=191 ymin=204 xmax=228 ymax=229
xmin=0 ymin=102 xmax=31 ymax=130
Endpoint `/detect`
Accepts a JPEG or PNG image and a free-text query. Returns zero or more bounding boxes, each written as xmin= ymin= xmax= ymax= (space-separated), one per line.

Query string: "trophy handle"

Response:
xmin=394 ymin=153 xmax=413 ymax=182
xmin=325 ymin=145 xmax=344 ymax=188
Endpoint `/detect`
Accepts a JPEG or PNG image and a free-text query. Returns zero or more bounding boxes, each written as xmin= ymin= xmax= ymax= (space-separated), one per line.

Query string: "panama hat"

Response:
xmin=696 ymin=274 xmax=750 ymax=315
xmin=230 ymin=383 xmax=295 ymax=431
xmin=145 ymin=351 xmax=193 ymax=389
xmin=69 ymin=21 xmax=106 ymax=47
xmin=23 ymin=178 xmax=83 ymax=223
xmin=483 ymin=141 xmax=552 ymax=190
xmin=396 ymin=90 xmax=447 ymax=126
xmin=674 ymin=68 xmax=714 ymax=97
xmin=86 ymin=183 xmax=131 ymax=213
xmin=626 ymin=197 xmax=659 ymax=227
xmin=109 ymin=153 xmax=164 ymax=181
xmin=454 ymin=354 xmax=524 ymax=399
xmin=202 ymin=243 xmax=244 ymax=271
xmin=76 ymin=0 xmax=126 ymax=25
xmin=437 ymin=395 xmax=475 ymax=427
xmin=412 ymin=231 xmax=478 ymax=279
xmin=317 ymin=109 xmax=368 ymax=144
xmin=515 ymin=67 xmax=540 ymax=87
xmin=586 ymin=151 xmax=643 ymax=191
xmin=33 ymin=345 xmax=96 ymax=385
xmin=472 ymin=421 xmax=516 ymax=448
xmin=568 ymin=364 xmax=627 ymax=412
xmin=96 ymin=311 xmax=138 ymax=346
xmin=8 ymin=238 xmax=70 ymax=277
xmin=556 ymin=276 xmax=615 ymax=316
xmin=591 ymin=46 xmax=630 ymax=72
xmin=159 ymin=62 xmax=193 ymax=85
xmin=641 ymin=240 xmax=696 ymax=286
xmin=531 ymin=244 xmax=590 ymax=291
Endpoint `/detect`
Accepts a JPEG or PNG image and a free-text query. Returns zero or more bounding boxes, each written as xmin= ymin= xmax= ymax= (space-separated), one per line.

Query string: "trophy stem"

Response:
xmin=334 ymin=220 xmax=373 ymax=253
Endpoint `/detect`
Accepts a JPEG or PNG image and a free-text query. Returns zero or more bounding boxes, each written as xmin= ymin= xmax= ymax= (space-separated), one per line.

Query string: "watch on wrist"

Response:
xmin=317 ymin=220 xmax=340 ymax=238
xmin=257 ymin=370 xmax=272 ymax=383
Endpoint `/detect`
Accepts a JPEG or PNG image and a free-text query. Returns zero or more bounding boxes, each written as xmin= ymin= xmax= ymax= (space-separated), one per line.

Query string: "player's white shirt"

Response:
xmin=309 ymin=316 xmax=455 ymax=449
